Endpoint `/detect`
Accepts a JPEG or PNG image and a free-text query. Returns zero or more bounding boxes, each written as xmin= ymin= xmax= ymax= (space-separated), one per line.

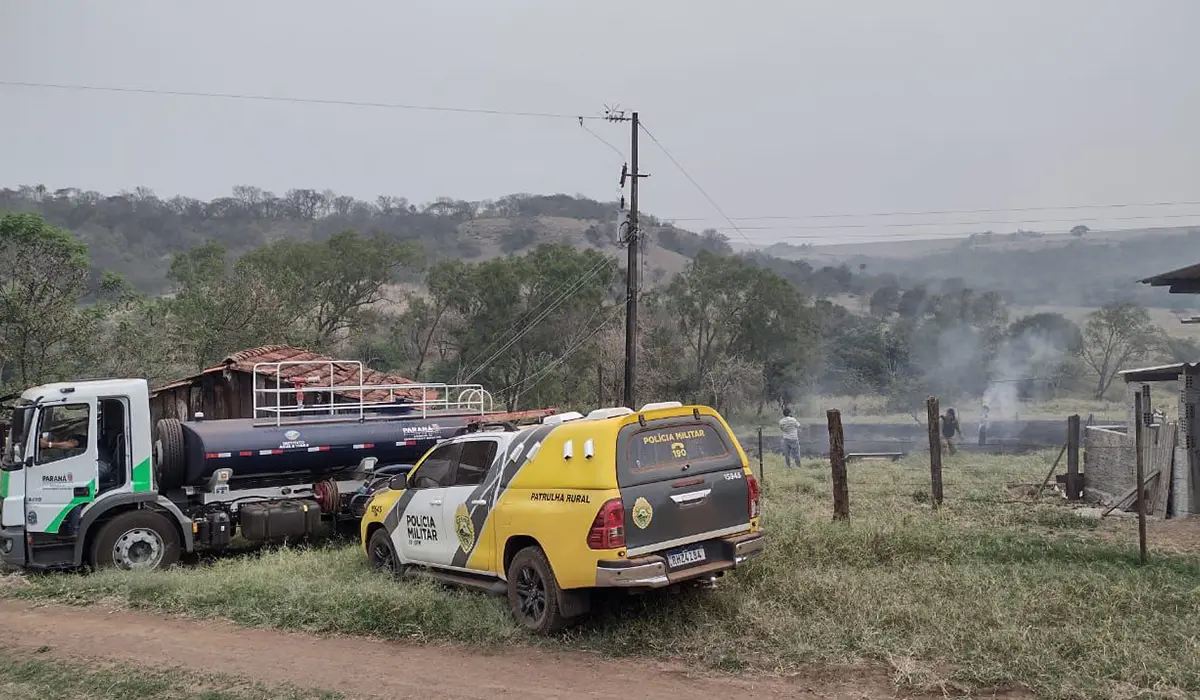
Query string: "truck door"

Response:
xmin=394 ymin=441 xmax=460 ymax=567
xmin=442 ymin=438 xmax=500 ymax=574
xmin=1 ymin=404 xmax=34 ymax=531
xmin=28 ymin=399 xmax=99 ymax=536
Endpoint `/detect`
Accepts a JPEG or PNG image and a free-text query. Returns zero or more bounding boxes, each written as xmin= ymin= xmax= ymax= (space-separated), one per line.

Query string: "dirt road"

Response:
xmin=0 ymin=599 xmax=909 ymax=699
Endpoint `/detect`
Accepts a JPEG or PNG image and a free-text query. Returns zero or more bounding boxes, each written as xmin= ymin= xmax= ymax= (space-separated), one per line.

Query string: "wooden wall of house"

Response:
xmin=148 ymin=370 xmax=310 ymax=425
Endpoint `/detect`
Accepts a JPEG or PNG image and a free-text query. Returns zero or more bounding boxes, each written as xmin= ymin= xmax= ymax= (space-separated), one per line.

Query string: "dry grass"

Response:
xmin=5 ymin=452 xmax=1199 ymax=699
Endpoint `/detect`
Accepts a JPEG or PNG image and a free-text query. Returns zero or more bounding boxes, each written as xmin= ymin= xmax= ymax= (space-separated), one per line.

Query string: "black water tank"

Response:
xmin=156 ymin=414 xmax=477 ymax=489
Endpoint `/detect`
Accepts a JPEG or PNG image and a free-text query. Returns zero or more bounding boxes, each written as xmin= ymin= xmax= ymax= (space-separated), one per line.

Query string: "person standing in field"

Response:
xmin=977 ymin=404 xmax=989 ymax=446
xmin=779 ymin=407 xmax=802 ymax=468
xmin=942 ymin=407 xmax=962 ymax=455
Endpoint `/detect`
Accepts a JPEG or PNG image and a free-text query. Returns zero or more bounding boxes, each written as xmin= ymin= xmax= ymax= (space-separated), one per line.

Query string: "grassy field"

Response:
xmin=0 ymin=647 xmax=341 ymax=700
xmin=4 ymin=452 xmax=1198 ymax=699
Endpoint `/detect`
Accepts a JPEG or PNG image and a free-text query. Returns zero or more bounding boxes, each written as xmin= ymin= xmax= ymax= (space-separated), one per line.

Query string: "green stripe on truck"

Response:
xmin=46 ymin=480 xmax=96 ymax=534
xmin=131 ymin=457 xmax=153 ymax=493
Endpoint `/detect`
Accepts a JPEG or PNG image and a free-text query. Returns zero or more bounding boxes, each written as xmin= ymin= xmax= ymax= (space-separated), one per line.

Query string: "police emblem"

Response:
xmin=454 ymin=503 xmax=475 ymax=553
xmin=632 ymin=497 xmax=654 ymax=529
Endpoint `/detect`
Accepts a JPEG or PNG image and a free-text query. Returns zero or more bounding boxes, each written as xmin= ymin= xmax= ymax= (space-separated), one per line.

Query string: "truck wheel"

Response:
xmin=507 ymin=546 xmax=568 ymax=635
xmin=367 ymin=528 xmax=401 ymax=576
xmin=155 ymin=418 xmax=186 ymax=490
xmin=91 ymin=510 xmax=181 ymax=571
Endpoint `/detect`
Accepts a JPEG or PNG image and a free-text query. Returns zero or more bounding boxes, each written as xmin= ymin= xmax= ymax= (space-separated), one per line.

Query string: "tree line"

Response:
xmin=2 ymin=207 xmax=1187 ymax=418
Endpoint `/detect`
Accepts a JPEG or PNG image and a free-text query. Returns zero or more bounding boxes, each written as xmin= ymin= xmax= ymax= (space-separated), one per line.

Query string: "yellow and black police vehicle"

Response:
xmin=359 ymin=401 xmax=764 ymax=633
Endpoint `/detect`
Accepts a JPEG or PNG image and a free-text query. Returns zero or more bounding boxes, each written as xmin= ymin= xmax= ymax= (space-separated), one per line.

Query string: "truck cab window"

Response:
xmin=409 ymin=443 xmax=459 ymax=489
xmin=454 ymin=440 xmax=497 ymax=486
xmin=98 ymin=398 xmax=128 ymax=492
xmin=36 ymin=404 xmax=90 ymax=465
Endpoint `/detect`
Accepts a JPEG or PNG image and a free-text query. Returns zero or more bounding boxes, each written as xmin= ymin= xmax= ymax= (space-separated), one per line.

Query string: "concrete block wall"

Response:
xmin=1083 ymin=426 xmax=1133 ymax=505
xmin=1178 ymin=370 xmax=1199 ymax=515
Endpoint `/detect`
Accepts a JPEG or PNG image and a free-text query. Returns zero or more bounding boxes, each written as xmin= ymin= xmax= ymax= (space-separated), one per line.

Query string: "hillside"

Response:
xmin=762 ymin=225 xmax=1200 ymax=309
xmin=0 ymin=186 xmax=706 ymax=294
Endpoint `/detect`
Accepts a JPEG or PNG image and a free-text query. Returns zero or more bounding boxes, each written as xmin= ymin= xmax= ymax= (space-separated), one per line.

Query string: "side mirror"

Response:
xmin=388 ymin=473 xmax=407 ymax=491
xmin=359 ymin=456 xmax=378 ymax=473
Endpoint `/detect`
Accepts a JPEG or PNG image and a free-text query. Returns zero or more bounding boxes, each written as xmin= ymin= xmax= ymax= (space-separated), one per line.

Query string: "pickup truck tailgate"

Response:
xmin=616 ymin=415 xmax=750 ymax=558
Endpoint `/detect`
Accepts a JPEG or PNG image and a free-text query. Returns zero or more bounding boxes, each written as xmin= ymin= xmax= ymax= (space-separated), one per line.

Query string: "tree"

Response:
xmin=666 ymin=251 xmax=812 ymax=408
xmin=437 ymin=245 xmax=618 ymax=410
xmin=394 ymin=259 xmax=469 ymax=379
xmin=240 ymin=230 xmax=421 ymax=349
xmin=0 ymin=213 xmax=93 ymax=387
xmin=1071 ymin=224 xmax=1090 ymax=237
xmin=81 ymin=273 xmax=184 ymax=383
xmin=1008 ymin=312 xmax=1082 ymax=353
xmin=897 ymin=286 xmax=928 ymax=318
xmin=1080 ymin=302 xmax=1157 ymax=398
xmin=868 ymin=284 xmax=900 ymax=318
xmin=166 ymin=241 xmax=295 ymax=367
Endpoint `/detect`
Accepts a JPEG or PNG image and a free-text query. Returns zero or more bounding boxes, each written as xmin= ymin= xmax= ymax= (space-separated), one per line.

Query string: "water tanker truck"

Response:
xmin=0 ymin=360 xmax=545 ymax=571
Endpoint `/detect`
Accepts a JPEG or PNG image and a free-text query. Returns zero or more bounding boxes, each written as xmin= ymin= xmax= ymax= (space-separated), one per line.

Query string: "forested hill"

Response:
xmin=764 ymin=226 xmax=1200 ymax=310
xmin=0 ymin=185 xmax=743 ymax=294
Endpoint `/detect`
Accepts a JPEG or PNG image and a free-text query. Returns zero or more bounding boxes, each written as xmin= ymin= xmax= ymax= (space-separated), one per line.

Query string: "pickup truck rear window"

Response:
xmin=629 ymin=421 xmax=729 ymax=472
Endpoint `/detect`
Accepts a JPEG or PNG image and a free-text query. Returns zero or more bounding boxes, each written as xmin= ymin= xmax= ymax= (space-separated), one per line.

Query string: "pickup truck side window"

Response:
xmin=453 ymin=440 xmax=498 ymax=487
xmin=409 ymin=443 xmax=459 ymax=489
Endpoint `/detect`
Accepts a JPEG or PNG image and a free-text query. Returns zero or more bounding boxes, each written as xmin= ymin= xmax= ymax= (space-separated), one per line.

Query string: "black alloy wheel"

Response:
xmin=515 ymin=565 xmax=547 ymax=623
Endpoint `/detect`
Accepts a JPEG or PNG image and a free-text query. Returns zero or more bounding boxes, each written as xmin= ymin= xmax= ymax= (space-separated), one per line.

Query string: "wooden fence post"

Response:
xmin=1066 ymin=414 xmax=1081 ymax=500
xmin=1133 ymin=391 xmax=1148 ymax=565
xmin=757 ymin=426 xmax=765 ymax=484
xmin=926 ymin=396 xmax=944 ymax=506
xmin=828 ymin=409 xmax=849 ymax=521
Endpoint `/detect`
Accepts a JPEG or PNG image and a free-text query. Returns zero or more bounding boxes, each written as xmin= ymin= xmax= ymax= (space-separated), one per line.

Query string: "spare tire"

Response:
xmin=155 ymin=418 xmax=187 ymax=490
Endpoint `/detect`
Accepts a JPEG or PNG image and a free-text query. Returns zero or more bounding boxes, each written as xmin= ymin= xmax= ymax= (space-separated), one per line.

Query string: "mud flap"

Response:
xmin=558 ymin=588 xmax=592 ymax=619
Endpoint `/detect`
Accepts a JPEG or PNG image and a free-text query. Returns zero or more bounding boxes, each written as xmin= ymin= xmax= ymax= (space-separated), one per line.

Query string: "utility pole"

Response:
xmin=624 ymin=111 xmax=640 ymax=410
xmin=607 ymin=107 xmax=647 ymax=409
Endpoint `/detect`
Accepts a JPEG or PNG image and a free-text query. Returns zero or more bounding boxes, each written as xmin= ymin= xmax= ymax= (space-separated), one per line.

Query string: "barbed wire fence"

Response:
xmin=745 ymin=396 xmax=1177 ymax=562
xmin=746 ymin=400 xmax=1140 ymax=510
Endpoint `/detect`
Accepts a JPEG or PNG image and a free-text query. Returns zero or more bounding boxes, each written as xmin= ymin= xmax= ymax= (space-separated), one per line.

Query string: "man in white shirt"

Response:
xmin=778 ymin=407 xmax=801 ymax=468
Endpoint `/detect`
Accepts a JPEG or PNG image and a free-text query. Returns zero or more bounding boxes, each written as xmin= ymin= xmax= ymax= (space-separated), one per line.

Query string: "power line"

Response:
xmin=0 ymin=79 xmax=606 ymax=120
xmin=578 ymin=117 xmax=625 ymax=160
xmin=504 ymin=303 xmax=626 ymax=401
xmin=460 ymin=257 xmax=615 ymax=383
xmin=665 ymin=198 xmax=1200 ymax=223
xmin=459 ymin=256 xmax=613 ymax=382
xmin=637 ymin=121 xmax=759 ymax=249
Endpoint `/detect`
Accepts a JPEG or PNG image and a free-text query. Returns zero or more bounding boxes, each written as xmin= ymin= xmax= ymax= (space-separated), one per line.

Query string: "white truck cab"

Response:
xmin=0 ymin=378 xmax=191 ymax=569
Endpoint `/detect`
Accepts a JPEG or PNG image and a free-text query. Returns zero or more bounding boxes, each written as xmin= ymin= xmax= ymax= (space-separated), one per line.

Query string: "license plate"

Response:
xmin=666 ymin=545 xmax=707 ymax=569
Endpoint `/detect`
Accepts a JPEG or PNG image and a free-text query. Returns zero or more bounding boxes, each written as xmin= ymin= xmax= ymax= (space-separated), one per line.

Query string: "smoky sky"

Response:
xmin=2 ymin=0 xmax=1199 ymax=245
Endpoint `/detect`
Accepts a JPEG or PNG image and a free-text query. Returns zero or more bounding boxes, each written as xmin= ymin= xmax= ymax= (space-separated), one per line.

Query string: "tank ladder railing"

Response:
xmin=251 ymin=360 xmax=491 ymax=426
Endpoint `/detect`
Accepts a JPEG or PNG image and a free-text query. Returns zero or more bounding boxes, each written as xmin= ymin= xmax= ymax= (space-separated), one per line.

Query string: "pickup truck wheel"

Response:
xmin=367 ymin=528 xmax=401 ymax=576
xmin=91 ymin=510 xmax=181 ymax=571
xmin=507 ymin=546 xmax=567 ymax=635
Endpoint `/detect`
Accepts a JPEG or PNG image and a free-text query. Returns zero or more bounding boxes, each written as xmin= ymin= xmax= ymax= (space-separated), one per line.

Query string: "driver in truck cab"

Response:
xmin=359 ymin=401 xmax=765 ymax=635
xmin=39 ymin=431 xmax=86 ymax=458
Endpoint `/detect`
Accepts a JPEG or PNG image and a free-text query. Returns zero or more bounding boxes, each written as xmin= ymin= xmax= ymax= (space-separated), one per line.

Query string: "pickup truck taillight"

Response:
xmin=747 ymin=474 xmax=761 ymax=519
xmin=588 ymin=498 xmax=625 ymax=549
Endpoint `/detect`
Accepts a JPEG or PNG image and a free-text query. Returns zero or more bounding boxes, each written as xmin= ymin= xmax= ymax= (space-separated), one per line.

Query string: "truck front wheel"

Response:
xmin=367 ymin=528 xmax=401 ymax=576
xmin=91 ymin=510 xmax=181 ymax=571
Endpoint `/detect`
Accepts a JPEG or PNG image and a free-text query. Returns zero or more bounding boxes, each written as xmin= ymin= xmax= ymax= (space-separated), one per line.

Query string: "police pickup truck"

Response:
xmin=359 ymin=402 xmax=764 ymax=633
